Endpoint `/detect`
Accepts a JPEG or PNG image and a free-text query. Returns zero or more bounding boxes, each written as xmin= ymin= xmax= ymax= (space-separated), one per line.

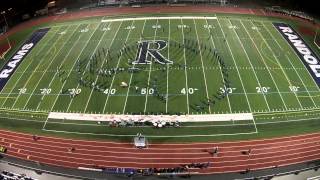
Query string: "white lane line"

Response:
xmin=228 ymin=19 xmax=270 ymax=112
xmin=193 ymin=19 xmax=211 ymax=114
xmin=240 ymin=20 xmax=288 ymax=111
xmin=83 ymin=22 xmax=122 ymax=113
xmin=180 ymin=18 xmax=190 ymax=114
xmin=102 ymin=20 xmax=136 ymax=114
xmin=122 ymin=20 xmax=147 ymax=114
xmin=143 ymin=19 xmax=159 ymax=113
xmin=42 ymin=24 xmax=100 ymax=129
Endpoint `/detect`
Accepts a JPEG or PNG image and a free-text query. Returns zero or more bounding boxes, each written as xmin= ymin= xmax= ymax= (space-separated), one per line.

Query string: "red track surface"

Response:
xmin=0 ymin=5 xmax=319 ymax=174
xmin=0 ymin=129 xmax=320 ymax=174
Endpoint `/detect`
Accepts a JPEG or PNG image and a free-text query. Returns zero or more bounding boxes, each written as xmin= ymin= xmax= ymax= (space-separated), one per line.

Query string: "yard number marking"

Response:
xmin=141 ymin=88 xmax=154 ymax=95
xmin=228 ymin=25 xmax=238 ymax=29
xmin=289 ymin=86 xmax=300 ymax=92
xmin=152 ymin=25 xmax=161 ymax=29
xmin=18 ymin=88 xmax=27 ymax=94
xmin=256 ymin=87 xmax=270 ymax=94
xmin=103 ymin=88 xmax=116 ymax=95
xmin=181 ymin=88 xmax=198 ymax=95
xmin=102 ymin=27 xmax=111 ymax=31
xmin=80 ymin=28 xmax=89 ymax=33
xmin=220 ymin=87 xmax=236 ymax=94
xmin=204 ymin=24 xmax=214 ymax=29
xmin=125 ymin=26 xmax=135 ymax=30
xmin=40 ymin=88 xmax=51 ymax=95
xmin=178 ymin=25 xmax=189 ymax=28
xmin=68 ymin=88 xmax=81 ymax=95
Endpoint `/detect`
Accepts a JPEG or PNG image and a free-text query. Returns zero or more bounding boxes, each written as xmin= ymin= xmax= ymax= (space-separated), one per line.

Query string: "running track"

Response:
xmin=0 ymin=129 xmax=320 ymax=174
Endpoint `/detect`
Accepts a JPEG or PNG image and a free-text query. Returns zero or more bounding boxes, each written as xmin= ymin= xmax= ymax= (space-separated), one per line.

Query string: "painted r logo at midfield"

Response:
xmin=132 ymin=40 xmax=173 ymax=65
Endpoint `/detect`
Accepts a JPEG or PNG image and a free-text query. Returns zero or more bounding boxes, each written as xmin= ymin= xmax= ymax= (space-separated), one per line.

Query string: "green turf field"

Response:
xmin=0 ymin=14 xmax=320 ymax=141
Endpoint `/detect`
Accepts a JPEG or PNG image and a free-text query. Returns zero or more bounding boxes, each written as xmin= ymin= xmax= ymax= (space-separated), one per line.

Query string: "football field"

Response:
xmin=0 ymin=14 xmax=320 ymax=139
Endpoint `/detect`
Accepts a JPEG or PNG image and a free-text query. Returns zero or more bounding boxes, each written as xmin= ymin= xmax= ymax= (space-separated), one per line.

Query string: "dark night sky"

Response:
xmin=1 ymin=0 xmax=48 ymax=13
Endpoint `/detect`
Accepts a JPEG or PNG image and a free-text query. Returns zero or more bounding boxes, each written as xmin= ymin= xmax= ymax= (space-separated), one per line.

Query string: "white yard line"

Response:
xmin=259 ymin=22 xmax=303 ymax=109
xmin=165 ymin=19 xmax=170 ymax=113
xmin=102 ymin=20 xmax=136 ymax=114
xmin=261 ymin=22 xmax=317 ymax=108
xmin=239 ymin=20 xmax=288 ymax=111
xmin=11 ymin=26 xmax=72 ymax=109
xmin=217 ymin=17 xmax=258 ymax=133
xmin=101 ymin=16 xmax=217 ymax=23
xmin=249 ymin=20 xmax=302 ymax=110
xmin=180 ymin=18 xmax=190 ymax=114
xmin=122 ymin=20 xmax=147 ymax=114
xmin=66 ymin=22 xmax=113 ymax=112
xmin=0 ymin=28 xmax=60 ymax=108
xmin=35 ymin=24 xmax=81 ymax=111
xmin=228 ymin=19 xmax=271 ymax=112
xmin=216 ymin=18 xmax=252 ymax=112
xmin=204 ymin=19 xmax=232 ymax=113
xmin=268 ymin=22 xmax=320 ymax=93
xmin=193 ymin=19 xmax=211 ymax=114
xmin=83 ymin=22 xmax=121 ymax=113
xmin=25 ymin=25 xmax=80 ymax=111
xmin=143 ymin=19 xmax=159 ymax=113
xmin=42 ymin=24 xmax=100 ymax=129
